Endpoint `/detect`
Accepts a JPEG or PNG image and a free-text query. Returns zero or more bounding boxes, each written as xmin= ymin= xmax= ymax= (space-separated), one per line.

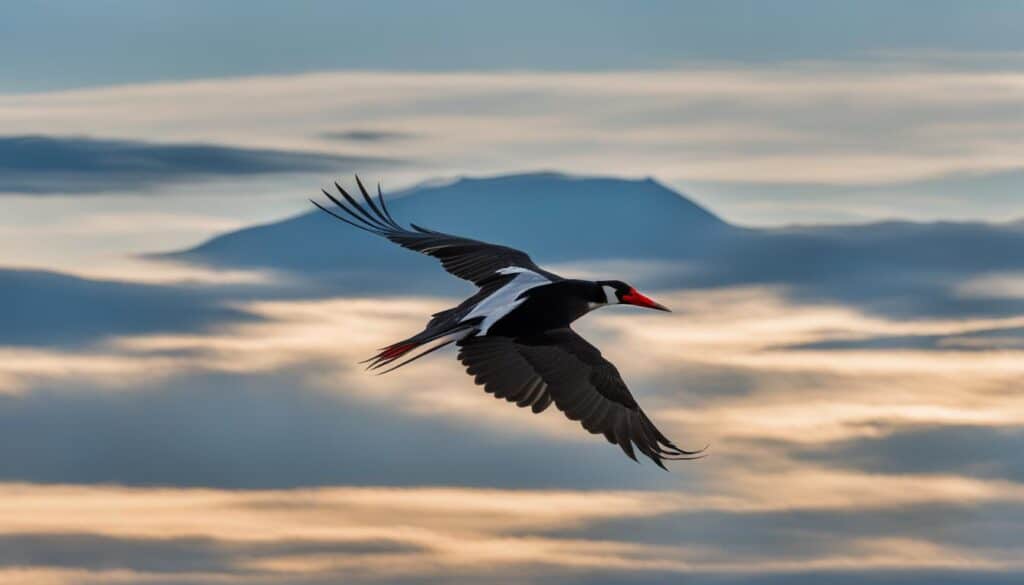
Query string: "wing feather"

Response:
xmin=313 ymin=177 xmax=559 ymax=286
xmin=458 ymin=329 xmax=704 ymax=468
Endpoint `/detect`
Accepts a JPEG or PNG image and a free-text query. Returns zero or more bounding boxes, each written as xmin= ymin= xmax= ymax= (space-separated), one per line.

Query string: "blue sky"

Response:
xmin=4 ymin=0 xmax=1024 ymax=91
xmin=3 ymin=3 xmax=1024 ymax=584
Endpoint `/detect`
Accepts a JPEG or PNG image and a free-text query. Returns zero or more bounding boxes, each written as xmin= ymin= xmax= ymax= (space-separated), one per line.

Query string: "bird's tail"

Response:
xmin=362 ymin=325 xmax=476 ymax=374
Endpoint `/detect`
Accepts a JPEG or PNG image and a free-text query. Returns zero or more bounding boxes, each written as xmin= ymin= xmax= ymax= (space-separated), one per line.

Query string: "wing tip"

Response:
xmin=311 ymin=175 xmax=415 ymax=238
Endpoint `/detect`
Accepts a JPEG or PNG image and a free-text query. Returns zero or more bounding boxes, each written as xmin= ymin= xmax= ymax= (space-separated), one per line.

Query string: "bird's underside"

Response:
xmin=312 ymin=176 xmax=704 ymax=468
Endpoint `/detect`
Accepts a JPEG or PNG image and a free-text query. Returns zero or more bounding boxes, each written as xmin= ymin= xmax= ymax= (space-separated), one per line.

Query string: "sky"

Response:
xmin=3 ymin=2 xmax=1024 ymax=584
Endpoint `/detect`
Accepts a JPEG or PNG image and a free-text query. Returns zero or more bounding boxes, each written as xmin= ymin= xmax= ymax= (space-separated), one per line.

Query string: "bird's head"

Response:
xmin=594 ymin=280 xmax=670 ymax=312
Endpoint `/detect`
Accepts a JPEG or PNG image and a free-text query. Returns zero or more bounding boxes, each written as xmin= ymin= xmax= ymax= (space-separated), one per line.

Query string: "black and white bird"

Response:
xmin=312 ymin=177 xmax=704 ymax=468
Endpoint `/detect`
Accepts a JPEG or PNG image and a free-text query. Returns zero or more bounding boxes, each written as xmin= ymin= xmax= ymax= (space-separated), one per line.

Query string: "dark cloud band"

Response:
xmin=0 ymin=135 xmax=399 ymax=194
xmin=0 ymin=268 xmax=256 ymax=347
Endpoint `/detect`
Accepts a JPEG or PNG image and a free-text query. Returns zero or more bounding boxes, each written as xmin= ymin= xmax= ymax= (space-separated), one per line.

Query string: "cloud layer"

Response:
xmin=1 ymin=43 xmax=1022 ymax=583
xmin=1 ymin=64 xmax=1021 ymax=221
xmin=1 ymin=273 xmax=1022 ymax=582
xmin=0 ymin=268 xmax=255 ymax=348
xmin=0 ymin=135 xmax=396 ymax=194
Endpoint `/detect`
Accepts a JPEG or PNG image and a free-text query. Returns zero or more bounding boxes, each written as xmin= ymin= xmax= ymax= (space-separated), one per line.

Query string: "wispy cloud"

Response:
xmin=3 ymin=59 xmax=1022 ymax=273
xmin=320 ymin=129 xmax=416 ymax=143
xmin=0 ymin=268 xmax=256 ymax=348
xmin=0 ymin=281 xmax=1022 ymax=580
xmin=0 ymin=135 xmax=398 ymax=194
xmin=0 ymin=482 xmax=1022 ymax=584
xmin=1 ymin=65 xmax=1021 ymax=193
xmin=2 ymin=288 xmax=1022 ymax=484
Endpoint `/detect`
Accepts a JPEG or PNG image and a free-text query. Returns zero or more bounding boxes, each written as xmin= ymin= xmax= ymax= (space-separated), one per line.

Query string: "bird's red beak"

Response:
xmin=621 ymin=288 xmax=671 ymax=312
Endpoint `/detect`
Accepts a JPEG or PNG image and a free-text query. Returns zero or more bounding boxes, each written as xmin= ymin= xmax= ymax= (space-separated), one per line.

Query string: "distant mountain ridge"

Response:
xmin=165 ymin=172 xmax=1024 ymax=318
xmin=167 ymin=173 xmax=733 ymax=291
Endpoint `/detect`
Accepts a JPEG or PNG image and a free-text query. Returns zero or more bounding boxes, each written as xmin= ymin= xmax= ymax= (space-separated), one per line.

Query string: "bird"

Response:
xmin=311 ymin=176 xmax=704 ymax=468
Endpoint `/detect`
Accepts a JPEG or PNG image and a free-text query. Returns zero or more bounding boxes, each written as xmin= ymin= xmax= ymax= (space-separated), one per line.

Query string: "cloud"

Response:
xmin=2 ymin=287 xmax=1023 ymax=490
xmin=0 ymin=369 xmax=674 ymax=489
xmin=0 ymin=284 xmax=1022 ymax=582
xmin=548 ymin=502 xmax=1024 ymax=576
xmin=793 ymin=425 xmax=1024 ymax=482
xmin=781 ymin=325 xmax=1024 ymax=351
xmin=4 ymin=61 xmax=1023 ymax=274
xmin=4 ymin=283 xmax=1022 ymax=453
xmin=0 ymin=482 xmax=1023 ymax=584
xmin=959 ymin=271 xmax=1024 ymax=300
xmin=0 ymin=532 xmax=420 ymax=574
xmin=676 ymin=571 xmax=1024 ymax=585
xmin=0 ymin=483 xmax=695 ymax=583
xmin=1 ymin=64 xmax=1022 ymax=222
xmin=0 ymin=268 xmax=256 ymax=348
xmin=683 ymin=220 xmax=1024 ymax=319
xmin=320 ymin=130 xmax=416 ymax=143
xmin=0 ymin=135 xmax=398 ymax=194
xmin=689 ymin=167 xmax=1024 ymax=226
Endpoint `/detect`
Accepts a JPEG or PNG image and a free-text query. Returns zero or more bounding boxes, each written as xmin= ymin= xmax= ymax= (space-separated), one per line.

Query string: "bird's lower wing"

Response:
xmin=457 ymin=329 xmax=703 ymax=468
xmin=457 ymin=335 xmax=554 ymax=414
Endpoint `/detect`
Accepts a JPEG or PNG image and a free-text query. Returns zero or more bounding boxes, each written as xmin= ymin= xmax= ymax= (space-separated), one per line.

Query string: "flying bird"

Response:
xmin=312 ymin=177 xmax=704 ymax=468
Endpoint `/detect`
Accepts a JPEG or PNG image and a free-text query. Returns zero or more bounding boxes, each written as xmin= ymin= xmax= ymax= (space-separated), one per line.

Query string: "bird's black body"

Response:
xmin=488 ymin=280 xmax=600 ymax=337
xmin=312 ymin=177 xmax=703 ymax=468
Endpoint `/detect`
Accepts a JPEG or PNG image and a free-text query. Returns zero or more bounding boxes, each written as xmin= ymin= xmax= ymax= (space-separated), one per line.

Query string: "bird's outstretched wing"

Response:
xmin=312 ymin=177 xmax=558 ymax=287
xmin=457 ymin=328 xmax=704 ymax=468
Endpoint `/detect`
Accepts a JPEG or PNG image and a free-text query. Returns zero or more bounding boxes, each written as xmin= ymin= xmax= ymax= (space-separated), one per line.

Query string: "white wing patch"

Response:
xmin=462 ymin=268 xmax=550 ymax=334
xmin=496 ymin=266 xmax=533 ymax=275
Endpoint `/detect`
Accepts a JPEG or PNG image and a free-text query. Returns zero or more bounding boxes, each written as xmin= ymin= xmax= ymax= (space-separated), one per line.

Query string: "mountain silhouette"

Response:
xmin=170 ymin=172 xmax=729 ymax=273
xmin=165 ymin=172 xmax=1024 ymax=318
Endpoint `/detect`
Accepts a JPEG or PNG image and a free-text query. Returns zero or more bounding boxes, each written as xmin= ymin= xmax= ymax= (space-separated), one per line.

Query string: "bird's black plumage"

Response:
xmin=311 ymin=176 xmax=558 ymax=286
xmin=458 ymin=330 xmax=703 ymax=468
xmin=313 ymin=176 xmax=704 ymax=467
